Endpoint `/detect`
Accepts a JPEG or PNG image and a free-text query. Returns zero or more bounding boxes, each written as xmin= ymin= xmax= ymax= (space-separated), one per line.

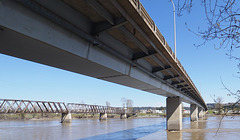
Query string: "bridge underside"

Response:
xmin=0 ymin=0 xmax=206 ymax=110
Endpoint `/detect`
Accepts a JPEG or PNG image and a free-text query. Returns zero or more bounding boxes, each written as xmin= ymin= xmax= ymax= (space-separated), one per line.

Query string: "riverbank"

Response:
xmin=0 ymin=113 xmax=182 ymax=120
xmin=0 ymin=113 xmax=121 ymax=121
xmin=0 ymin=113 xmax=61 ymax=121
xmin=1 ymin=112 xmax=238 ymax=121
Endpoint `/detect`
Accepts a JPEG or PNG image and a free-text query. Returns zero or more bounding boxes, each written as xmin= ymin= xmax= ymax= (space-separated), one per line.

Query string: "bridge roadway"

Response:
xmin=0 ymin=99 xmax=127 ymax=122
xmin=0 ymin=0 xmax=207 ymax=130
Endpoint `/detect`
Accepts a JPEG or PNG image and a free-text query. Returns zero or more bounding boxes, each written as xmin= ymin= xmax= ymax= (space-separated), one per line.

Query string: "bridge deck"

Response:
xmin=0 ymin=0 xmax=207 ymax=110
xmin=62 ymin=0 xmax=207 ymax=109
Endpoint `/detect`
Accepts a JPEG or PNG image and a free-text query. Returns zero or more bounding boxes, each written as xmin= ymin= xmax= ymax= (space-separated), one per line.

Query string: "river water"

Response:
xmin=0 ymin=116 xmax=240 ymax=140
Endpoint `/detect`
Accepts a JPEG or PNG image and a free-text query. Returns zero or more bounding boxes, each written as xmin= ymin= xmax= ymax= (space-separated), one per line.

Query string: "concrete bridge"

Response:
xmin=0 ymin=99 xmax=127 ymax=122
xmin=0 ymin=0 xmax=207 ymax=130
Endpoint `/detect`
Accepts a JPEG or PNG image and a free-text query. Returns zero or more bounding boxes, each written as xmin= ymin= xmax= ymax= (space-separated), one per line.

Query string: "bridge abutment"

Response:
xmin=190 ymin=104 xmax=198 ymax=122
xmin=99 ymin=113 xmax=107 ymax=120
xmin=166 ymin=97 xmax=182 ymax=131
xmin=61 ymin=113 xmax=72 ymax=123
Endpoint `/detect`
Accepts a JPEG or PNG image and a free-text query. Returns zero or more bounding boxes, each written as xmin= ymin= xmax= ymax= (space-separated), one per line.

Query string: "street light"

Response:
xmin=171 ymin=0 xmax=177 ymax=61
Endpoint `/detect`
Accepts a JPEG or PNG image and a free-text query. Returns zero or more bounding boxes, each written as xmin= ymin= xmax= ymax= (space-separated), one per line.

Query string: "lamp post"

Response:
xmin=171 ymin=0 xmax=177 ymax=61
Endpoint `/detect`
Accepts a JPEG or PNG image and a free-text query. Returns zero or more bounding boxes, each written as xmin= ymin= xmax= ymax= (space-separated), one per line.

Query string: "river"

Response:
xmin=0 ymin=116 xmax=240 ymax=140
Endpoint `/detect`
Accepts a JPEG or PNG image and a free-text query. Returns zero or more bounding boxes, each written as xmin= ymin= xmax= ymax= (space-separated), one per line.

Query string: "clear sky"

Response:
xmin=0 ymin=0 xmax=239 ymax=107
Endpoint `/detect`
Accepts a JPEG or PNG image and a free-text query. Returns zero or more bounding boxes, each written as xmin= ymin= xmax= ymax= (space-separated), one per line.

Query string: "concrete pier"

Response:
xmin=190 ymin=104 xmax=198 ymax=122
xmin=198 ymin=108 xmax=203 ymax=118
xmin=120 ymin=113 xmax=127 ymax=119
xmin=61 ymin=113 xmax=72 ymax=123
xmin=166 ymin=97 xmax=182 ymax=131
xmin=203 ymin=110 xmax=206 ymax=118
xmin=99 ymin=113 xmax=107 ymax=120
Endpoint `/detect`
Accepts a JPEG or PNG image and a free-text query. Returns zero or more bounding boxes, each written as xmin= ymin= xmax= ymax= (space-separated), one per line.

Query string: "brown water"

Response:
xmin=0 ymin=116 xmax=239 ymax=140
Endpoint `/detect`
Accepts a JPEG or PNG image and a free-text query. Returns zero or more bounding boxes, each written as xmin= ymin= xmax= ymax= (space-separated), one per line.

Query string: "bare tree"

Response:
xmin=126 ymin=99 xmax=133 ymax=108
xmin=121 ymin=98 xmax=134 ymax=113
xmin=176 ymin=0 xmax=240 ymax=72
xmin=176 ymin=0 xmax=240 ymax=106
xmin=106 ymin=101 xmax=110 ymax=107
xmin=126 ymin=99 xmax=134 ymax=113
xmin=221 ymin=79 xmax=240 ymax=111
xmin=121 ymin=97 xmax=126 ymax=108
xmin=211 ymin=86 xmax=239 ymax=135
xmin=214 ymin=97 xmax=224 ymax=115
xmin=175 ymin=1 xmax=240 ymax=135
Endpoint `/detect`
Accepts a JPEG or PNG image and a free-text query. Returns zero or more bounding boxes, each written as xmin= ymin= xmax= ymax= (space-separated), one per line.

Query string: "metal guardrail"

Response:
xmin=0 ymin=99 xmax=125 ymax=114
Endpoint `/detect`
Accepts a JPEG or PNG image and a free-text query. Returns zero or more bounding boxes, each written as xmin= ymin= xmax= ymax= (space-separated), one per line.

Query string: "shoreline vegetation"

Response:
xmin=0 ymin=113 xmax=167 ymax=121
xmin=0 ymin=110 xmax=239 ymax=121
xmin=0 ymin=113 xmax=194 ymax=121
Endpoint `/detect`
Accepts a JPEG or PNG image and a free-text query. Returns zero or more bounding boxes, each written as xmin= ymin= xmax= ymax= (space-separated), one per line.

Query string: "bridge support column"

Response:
xmin=120 ymin=113 xmax=127 ymax=119
xmin=198 ymin=108 xmax=203 ymax=118
xmin=61 ymin=113 xmax=72 ymax=123
xmin=166 ymin=97 xmax=182 ymax=131
xmin=99 ymin=113 xmax=107 ymax=120
xmin=190 ymin=104 xmax=198 ymax=122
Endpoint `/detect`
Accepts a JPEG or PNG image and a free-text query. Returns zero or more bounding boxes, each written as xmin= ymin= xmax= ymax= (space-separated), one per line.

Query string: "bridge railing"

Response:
xmin=0 ymin=99 xmax=68 ymax=114
xmin=129 ymin=0 xmax=204 ymax=103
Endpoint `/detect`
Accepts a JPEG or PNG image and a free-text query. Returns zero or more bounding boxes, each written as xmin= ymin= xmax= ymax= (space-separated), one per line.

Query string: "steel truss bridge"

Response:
xmin=0 ymin=99 xmax=125 ymax=114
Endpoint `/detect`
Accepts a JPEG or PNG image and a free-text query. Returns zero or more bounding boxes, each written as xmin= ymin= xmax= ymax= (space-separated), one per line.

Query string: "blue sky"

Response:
xmin=0 ymin=0 xmax=239 ymax=107
xmin=140 ymin=0 xmax=240 ymax=104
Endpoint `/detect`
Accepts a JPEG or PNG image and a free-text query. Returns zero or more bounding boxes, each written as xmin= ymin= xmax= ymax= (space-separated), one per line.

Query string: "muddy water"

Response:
xmin=0 ymin=116 xmax=240 ymax=140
